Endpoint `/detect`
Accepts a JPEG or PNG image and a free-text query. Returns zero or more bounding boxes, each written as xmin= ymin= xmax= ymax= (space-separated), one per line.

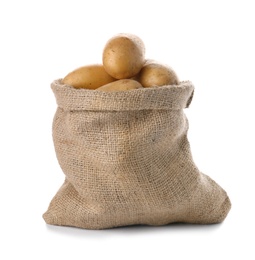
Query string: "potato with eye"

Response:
xmin=102 ymin=33 xmax=145 ymax=79
xmin=62 ymin=64 xmax=116 ymax=89
xmin=137 ymin=60 xmax=179 ymax=88
xmin=96 ymin=79 xmax=143 ymax=92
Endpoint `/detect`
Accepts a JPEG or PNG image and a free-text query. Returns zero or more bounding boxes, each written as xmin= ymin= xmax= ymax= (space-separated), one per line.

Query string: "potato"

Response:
xmin=102 ymin=33 xmax=145 ymax=79
xmin=96 ymin=79 xmax=143 ymax=92
xmin=62 ymin=64 xmax=116 ymax=89
xmin=137 ymin=60 xmax=179 ymax=87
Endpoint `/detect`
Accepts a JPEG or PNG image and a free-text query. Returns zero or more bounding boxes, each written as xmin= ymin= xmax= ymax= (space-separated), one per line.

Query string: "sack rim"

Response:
xmin=51 ymin=79 xmax=194 ymax=111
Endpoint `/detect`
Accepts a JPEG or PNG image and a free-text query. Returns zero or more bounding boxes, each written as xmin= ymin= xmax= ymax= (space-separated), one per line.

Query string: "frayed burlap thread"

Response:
xmin=43 ymin=79 xmax=231 ymax=229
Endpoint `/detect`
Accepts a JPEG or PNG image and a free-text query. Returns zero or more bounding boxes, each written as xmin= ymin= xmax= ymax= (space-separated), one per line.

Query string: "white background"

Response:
xmin=0 ymin=0 xmax=254 ymax=259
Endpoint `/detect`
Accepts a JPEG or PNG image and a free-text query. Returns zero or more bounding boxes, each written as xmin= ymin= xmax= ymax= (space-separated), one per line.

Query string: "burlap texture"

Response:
xmin=43 ymin=79 xmax=231 ymax=229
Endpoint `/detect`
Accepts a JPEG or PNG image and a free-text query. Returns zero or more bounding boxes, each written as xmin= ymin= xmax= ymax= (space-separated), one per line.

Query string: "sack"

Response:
xmin=43 ymin=79 xmax=231 ymax=229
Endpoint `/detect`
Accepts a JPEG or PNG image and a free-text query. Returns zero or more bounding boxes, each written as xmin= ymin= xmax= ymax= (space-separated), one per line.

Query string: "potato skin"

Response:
xmin=137 ymin=60 xmax=179 ymax=88
xmin=102 ymin=33 xmax=145 ymax=79
xmin=62 ymin=64 xmax=116 ymax=89
xmin=96 ymin=79 xmax=143 ymax=92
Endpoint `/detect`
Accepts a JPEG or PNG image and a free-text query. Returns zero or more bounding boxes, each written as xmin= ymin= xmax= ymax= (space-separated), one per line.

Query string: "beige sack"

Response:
xmin=43 ymin=79 xmax=231 ymax=229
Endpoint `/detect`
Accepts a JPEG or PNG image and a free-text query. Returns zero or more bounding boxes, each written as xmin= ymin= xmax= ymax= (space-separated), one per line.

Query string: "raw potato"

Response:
xmin=137 ymin=60 xmax=179 ymax=88
xmin=62 ymin=64 xmax=116 ymax=89
xmin=102 ymin=33 xmax=145 ymax=79
xmin=96 ymin=79 xmax=143 ymax=92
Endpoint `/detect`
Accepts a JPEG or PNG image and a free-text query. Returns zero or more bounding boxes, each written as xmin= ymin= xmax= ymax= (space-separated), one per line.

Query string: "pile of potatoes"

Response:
xmin=62 ymin=33 xmax=179 ymax=92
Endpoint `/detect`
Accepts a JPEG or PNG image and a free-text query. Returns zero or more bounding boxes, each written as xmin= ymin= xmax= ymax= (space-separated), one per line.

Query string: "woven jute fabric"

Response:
xmin=43 ymin=79 xmax=231 ymax=229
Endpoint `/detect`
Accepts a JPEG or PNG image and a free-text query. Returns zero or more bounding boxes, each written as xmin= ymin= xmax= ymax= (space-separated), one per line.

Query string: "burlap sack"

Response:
xmin=43 ymin=79 xmax=231 ymax=229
